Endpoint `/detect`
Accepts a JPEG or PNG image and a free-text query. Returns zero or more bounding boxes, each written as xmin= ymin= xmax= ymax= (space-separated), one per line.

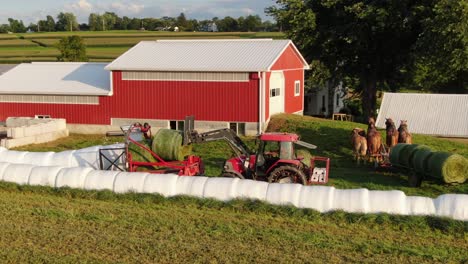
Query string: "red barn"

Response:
xmin=0 ymin=39 xmax=309 ymax=135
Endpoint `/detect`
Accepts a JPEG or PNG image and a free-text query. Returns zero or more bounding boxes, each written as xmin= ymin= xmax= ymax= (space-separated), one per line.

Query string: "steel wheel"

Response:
xmin=268 ymin=165 xmax=307 ymax=185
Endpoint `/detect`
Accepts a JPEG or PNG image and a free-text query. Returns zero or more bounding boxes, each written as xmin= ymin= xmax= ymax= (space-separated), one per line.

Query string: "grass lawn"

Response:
xmin=0 ymin=182 xmax=466 ymax=263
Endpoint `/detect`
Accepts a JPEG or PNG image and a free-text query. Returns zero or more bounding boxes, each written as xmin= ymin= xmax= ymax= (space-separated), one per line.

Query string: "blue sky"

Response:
xmin=0 ymin=0 xmax=274 ymax=24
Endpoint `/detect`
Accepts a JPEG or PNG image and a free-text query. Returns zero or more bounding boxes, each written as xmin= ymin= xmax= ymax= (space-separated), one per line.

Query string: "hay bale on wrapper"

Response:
xmin=389 ymin=143 xmax=409 ymax=167
xmin=427 ymin=152 xmax=468 ymax=184
xmin=296 ymin=149 xmax=313 ymax=167
xmin=399 ymin=144 xmax=419 ymax=168
xmin=151 ymin=129 xmax=192 ymax=161
xmin=411 ymin=145 xmax=433 ymax=174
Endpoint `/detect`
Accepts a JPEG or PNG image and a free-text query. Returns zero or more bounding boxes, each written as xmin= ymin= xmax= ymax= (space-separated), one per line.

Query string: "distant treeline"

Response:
xmin=0 ymin=12 xmax=278 ymax=33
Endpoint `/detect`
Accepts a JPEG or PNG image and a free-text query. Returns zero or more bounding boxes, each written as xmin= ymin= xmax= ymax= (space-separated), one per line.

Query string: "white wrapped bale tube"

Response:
xmin=368 ymin=190 xmax=407 ymax=214
xmin=142 ymin=173 xmax=179 ymax=197
xmin=48 ymin=150 xmax=75 ymax=167
xmin=3 ymin=164 xmax=35 ymax=185
xmin=266 ymin=183 xmax=303 ymax=207
xmin=203 ymin=177 xmax=240 ymax=201
xmin=28 ymin=166 xmax=64 ymax=187
xmin=406 ymin=196 xmax=436 ymax=216
xmin=0 ymin=150 xmax=28 ymax=163
xmin=433 ymin=194 xmax=468 ymax=221
xmin=113 ymin=172 xmax=148 ymax=193
xmin=175 ymin=176 xmax=209 ymax=197
xmin=23 ymin=152 xmax=54 ymax=166
xmin=55 ymin=167 xmax=93 ymax=189
xmin=71 ymin=151 xmax=100 ymax=169
xmin=333 ymin=189 xmax=369 ymax=213
xmin=0 ymin=162 xmax=11 ymax=181
xmin=84 ymin=170 xmax=121 ymax=191
xmin=235 ymin=179 xmax=269 ymax=201
xmin=298 ymin=186 xmax=335 ymax=212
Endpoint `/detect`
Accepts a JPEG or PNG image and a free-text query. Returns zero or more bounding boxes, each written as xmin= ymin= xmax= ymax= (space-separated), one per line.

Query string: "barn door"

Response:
xmin=269 ymin=71 xmax=285 ymax=115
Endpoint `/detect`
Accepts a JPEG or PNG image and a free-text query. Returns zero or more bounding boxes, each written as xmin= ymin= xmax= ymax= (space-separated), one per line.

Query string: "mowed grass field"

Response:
xmin=0 ymin=31 xmax=285 ymax=63
xmin=5 ymin=114 xmax=468 ymax=262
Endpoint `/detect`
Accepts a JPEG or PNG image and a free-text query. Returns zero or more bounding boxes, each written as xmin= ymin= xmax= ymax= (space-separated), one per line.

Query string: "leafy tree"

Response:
xmin=27 ymin=23 xmax=37 ymax=32
xmin=46 ymin=15 xmax=56 ymax=31
xmin=8 ymin=18 xmax=26 ymax=33
xmin=218 ymin=16 xmax=239 ymax=32
xmin=56 ymin=36 xmax=88 ymax=62
xmin=0 ymin=24 xmax=9 ymax=33
xmin=268 ymin=0 xmax=426 ymax=119
xmin=176 ymin=13 xmax=188 ymax=30
xmin=411 ymin=0 xmax=467 ymax=93
xmin=56 ymin=12 xmax=79 ymax=31
xmin=121 ymin=16 xmax=131 ymax=30
xmin=88 ymin=13 xmax=102 ymax=31
xmin=242 ymin=15 xmax=262 ymax=31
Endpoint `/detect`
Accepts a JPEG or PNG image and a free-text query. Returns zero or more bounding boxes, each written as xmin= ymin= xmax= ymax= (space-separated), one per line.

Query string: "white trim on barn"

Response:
xmin=376 ymin=93 xmax=468 ymax=138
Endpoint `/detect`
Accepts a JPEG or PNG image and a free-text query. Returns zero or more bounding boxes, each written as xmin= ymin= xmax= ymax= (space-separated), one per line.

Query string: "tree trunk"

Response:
xmin=361 ymin=74 xmax=377 ymax=121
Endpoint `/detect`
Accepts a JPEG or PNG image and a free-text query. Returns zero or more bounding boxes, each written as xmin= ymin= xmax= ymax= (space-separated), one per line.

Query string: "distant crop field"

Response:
xmin=0 ymin=39 xmax=38 ymax=47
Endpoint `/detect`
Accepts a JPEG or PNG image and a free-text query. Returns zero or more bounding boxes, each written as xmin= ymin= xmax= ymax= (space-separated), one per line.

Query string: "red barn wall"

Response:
xmin=107 ymin=71 xmax=259 ymax=122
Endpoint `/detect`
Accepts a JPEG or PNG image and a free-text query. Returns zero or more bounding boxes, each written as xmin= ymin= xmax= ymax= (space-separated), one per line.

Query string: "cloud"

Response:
xmin=111 ymin=2 xmax=145 ymax=14
xmin=69 ymin=0 xmax=93 ymax=12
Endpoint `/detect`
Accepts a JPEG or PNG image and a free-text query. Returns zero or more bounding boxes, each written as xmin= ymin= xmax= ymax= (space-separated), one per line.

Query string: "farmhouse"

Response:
xmin=376 ymin=92 xmax=468 ymax=138
xmin=0 ymin=39 xmax=309 ymax=135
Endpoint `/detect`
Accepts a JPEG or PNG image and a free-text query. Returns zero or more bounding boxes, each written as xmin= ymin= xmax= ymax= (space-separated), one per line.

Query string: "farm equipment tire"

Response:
xmin=268 ymin=166 xmax=307 ymax=185
xmin=221 ymin=171 xmax=245 ymax=179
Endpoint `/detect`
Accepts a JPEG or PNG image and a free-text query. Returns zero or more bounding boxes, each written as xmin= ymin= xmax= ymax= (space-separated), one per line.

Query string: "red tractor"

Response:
xmin=183 ymin=117 xmax=329 ymax=185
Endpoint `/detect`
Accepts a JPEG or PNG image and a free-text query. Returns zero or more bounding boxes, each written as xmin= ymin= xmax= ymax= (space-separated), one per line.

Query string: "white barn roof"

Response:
xmin=105 ymin=39 xmax=310 ymax=72
xmin=376 ymin=93 xmax=468 ymax=137
xmin=0 ymin=62 xmax=111 ymax=96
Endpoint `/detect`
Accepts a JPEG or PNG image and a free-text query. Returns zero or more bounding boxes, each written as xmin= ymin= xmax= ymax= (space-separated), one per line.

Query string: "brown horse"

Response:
xmin=367 ymin=122 xmax=382 ymax=161
xmin=398 ymin=120 xmax=412 ymax=144
xmin=385 ymin=118 xmax=399 ymax=148
xmin=351 ymin=128 xmax=367 ymax=164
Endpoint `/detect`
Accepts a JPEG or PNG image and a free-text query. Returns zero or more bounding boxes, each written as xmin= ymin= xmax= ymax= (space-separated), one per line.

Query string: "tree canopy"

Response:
xmin=56 ymin=36 xmax=88 ymax=62
xmin=268 ymin=0 xmax=467 ymax=118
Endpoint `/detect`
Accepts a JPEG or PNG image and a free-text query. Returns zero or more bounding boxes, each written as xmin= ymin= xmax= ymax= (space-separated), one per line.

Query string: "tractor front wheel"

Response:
xmin=268 ymin=166 xmax=307 ymax=185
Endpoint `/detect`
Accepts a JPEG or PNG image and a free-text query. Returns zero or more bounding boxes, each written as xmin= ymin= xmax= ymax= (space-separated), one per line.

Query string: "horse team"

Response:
xmin=351 ymin=118 xmax=412 ymax=163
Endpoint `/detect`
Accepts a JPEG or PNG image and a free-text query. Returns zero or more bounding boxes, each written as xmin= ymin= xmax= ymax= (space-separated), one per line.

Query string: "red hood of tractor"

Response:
xmin=259 ymin=133 xmax=299 ymax=142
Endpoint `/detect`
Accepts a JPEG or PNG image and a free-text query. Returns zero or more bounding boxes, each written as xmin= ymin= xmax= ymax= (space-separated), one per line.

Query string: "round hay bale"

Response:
xmin=427 ymin=152 xmax=468 ymax=184
xmin=151 ymin=129 xmax=192 ymax=161
xmin=399 ymin=144 xmax=419 ymax=168
xmin=296 ymin=149 xmax=313 ymax=167
xmin=128 ymin=140 xmax=156 ymax=163
xmin=411 ymin=147 xmax=433 ymax=174
xmin=389 ymin=143 xmax=409 ymax=166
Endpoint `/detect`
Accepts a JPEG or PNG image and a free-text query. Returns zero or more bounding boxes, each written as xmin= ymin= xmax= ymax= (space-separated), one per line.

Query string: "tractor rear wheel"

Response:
xmin=221 ymin=171 xmax=245 ymax=179
xmin=268 ymin=166 xmax=307 ymax=185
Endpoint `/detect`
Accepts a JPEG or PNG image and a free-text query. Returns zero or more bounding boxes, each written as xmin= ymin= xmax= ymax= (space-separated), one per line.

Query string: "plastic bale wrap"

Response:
xmin=113 ymin=172 xmax=149 ymax=193
xmin=389 ymin=143 xmax=409 ymax=167
xmin=175 ymin=176 xmax=209 ymax=197
xmin=0 ymin=150 xmax=28 ymax=164
xmin=0 ymin=162 xmax=11 ymax=181
xmin=296 ymin=149 xmax=313 ymax=167
xmin=399 ymin=144 xmax=419 ymax=168
xmin=202 ymin=177 xmax=239 ymax=201
xmin=49 ymin=150 xmax=75 ymax=167
xmin=368 ymin=190 xmax=407 ymax=215
xmin=266 ymin=183 xmax=303 ymax=207
xmin=142 ymin=173 xmax=179 ymax=197
xmin=298 ymin=186 xmax=335 ymax=212
xmin=55 ymin=167 xmax=93 ymax=189
xmin=411 ymin=146 xmax=433 ymax=174
xmin=427 ymin=152 xmax=467 ymax=184
xmin=406 ymin=196 xmax=436 ymax=216
xmin=28 ymin=166 xmax=64 ymax=187
xmin=152 ymin=129 xmax=192 ymax=161
xmin=433 ymin=194 xmax=468 ymax=221
xmin=3 ymin=164 xmax=35 ymax=185
xmin=23 ymin=152 xmax=54 ymax=166
xmin=332 ymin=189 xmax=369 ymax=213
xmin=84 ymin=170 xmax=121 ymax=191
xmin=235 ymin=179 xmax=269 ymax=201
xmin=71 ymin=151 xmax=100 ymax=169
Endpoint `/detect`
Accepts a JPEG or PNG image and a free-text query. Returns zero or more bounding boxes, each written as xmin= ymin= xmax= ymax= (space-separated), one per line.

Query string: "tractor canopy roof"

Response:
xmin=260 ymin=133 xmax=299 ymax=142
